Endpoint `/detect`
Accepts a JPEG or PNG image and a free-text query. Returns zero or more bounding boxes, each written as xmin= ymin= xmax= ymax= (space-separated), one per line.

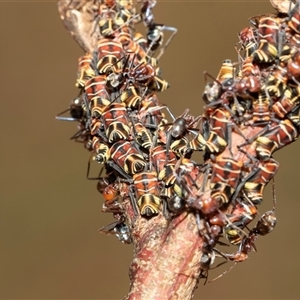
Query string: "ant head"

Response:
xmin=167 ymin=195 xmax=185 ymax=214
xmin=171 ymin=118 xmax=187 ymax=138
xmin=200 ymin=250 xmax=216 ymax=270
xmin=203 ymin=82 xmax=222 ymax=104
xmin=97 ymin=177 xmax=111 ymax=193
xmin=254 ymin=178 xmax=277 ymax=236
xmin=255 ymin=211 xmax=277 ymax=236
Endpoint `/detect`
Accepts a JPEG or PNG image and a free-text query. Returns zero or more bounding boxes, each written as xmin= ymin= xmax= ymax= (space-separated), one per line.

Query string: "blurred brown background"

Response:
xmin=1 ymin=0 xmax=300 ymax=299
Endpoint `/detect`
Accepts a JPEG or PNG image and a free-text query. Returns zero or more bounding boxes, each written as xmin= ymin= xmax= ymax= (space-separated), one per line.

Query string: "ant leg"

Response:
xmin=162 ymin=199 xmax=171 ymax=220
xmin=208 ymin=262 xmax=237 ymax=283
xmin=162 ymin=106 xmax=176 ymax=121
xmin=106 ymin=161 xmax=132 ymax=181
xmin=165 ymin=131 xmax=172 ymax=161
xmin=55 ymin=108 xmax=78 ymax=121
xmin=155 ymin=25 xmax=178 ymax=61
xmin=128 ymin=185 xmax=140 ymax=224
xmin=230 ymin=163 xmax=260 ymax=203
xmin=86 ymin=154 xmax=105 ymax=180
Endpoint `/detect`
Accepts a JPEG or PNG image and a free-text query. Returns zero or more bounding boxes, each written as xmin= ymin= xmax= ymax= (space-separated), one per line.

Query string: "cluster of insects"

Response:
xmin=191 ymin=0 xmax=300 ymax=281
xmin=57 ymin=0 xmax=178 ymax=242
xmin=57 ymin=0 xmax=300 ymax=283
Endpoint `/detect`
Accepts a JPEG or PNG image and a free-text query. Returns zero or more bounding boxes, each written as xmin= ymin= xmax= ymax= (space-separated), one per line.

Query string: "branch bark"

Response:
xmin=123 ymin=200 xmax=203 ymax=300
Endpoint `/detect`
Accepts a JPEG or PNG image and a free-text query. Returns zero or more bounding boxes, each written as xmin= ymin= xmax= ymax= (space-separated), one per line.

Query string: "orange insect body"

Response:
xmin=133 ymin=171 xmax=161 ymax=217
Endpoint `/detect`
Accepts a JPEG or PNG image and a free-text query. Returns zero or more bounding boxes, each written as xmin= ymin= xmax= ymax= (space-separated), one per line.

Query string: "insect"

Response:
xmin=101 ymin=182 xmax=122 ymax=209
xmin=109 ymin=140 xmax=147 ymax=177
xmin=76 ymin=53 xmax=96 ymax=88
xmin=272 ymin=85 xmax=300 ymax=119
xmin=96 ymin=174 xmax=114 ymax=194
xmin=131 ymin=120 xmax=153 ymax=150
xmin=108 ymin=55 xmax=156 ymax=90
xmin=170 ymin=137 xmax=190 ymax=158
xmin=202 ymin=61 xmax=234 ymax=105
xmin=287 ymin=49 xmax=300 ymax=81
xmin=97 ymin=3 xmax=116 ymax=37
xmin=199 ymin=249 xmax=216 ymax=285
xmin=192 ymin=105 xmax=250 ymax=157
xmin=133 ymin=32 xmax=148 ymax=50
xmin=208 ymin=197 xmax=256 ymax=237
xmin=96 ymin=38 xmax=125 ymax=74
xmin=136 ymin=92 xmax=167 ymax=128
xmin=206 ymin=108 xmax=239 ymax=155
xmin=237 ymin=26 xmax=258 ymax=58
xmin=220 ymin=200 xmax=257 ymax=249
xmin=150 ymin=144 xmax=177 ymax=183
xmin=210 ymin=180 xmax=277 ymax=282
xmin=147 ymin=74 xmax=170 ymax=92
xmin=120 ymin=85 xmax=142 ymax=109
xmin=252 ymin=16 xmax=283 ymax=63
xmin=140 ymin=0 xmax=177 ymax=60
xmin=99 ymin=220 xmax=132 ymax=244
xmin=168 ymin=159 xmax=200 ymax=203
xmin=287 ymin=104 xmax=300 ymax=126
xmin=252 ymin=88 xmax=272 ymax=124
xmin=99 ymin=212 xmax=132 ymax=244
xmin=115 ymin=4 xmax=141 ymax=27
xmin=129 ymin=171 xmax=162 ymax=217
xmin=223 ymin=225 xmax=245 ymax=247
xmin=91 ymin=136 xmax=110 ymax=163
xmin=99 ymin=182 xmax=126 ymax=215
xmin=171 ymin=159 xmax=232 ymax=217
xmin=56 ymin=94 xmax=93 ymax=149
xmin=159 ymin=108 xmax=201 ymax=158
xmin=265 ymin=64 xmax=288 ymax=98
xmin=240 ymin=56 xmax=260 ymax=78
xmin=216 ymin=59 xmax=236 ymax=83
xmin=224 ymin=200 xmax=258 ymax=242
xmin=84 ymin=75 xmax=110 ymax=101
xmin=115 ymin=24 xmax=133 ymax=46
xmin=209 ymin=156 xmax=244 ymax=208
xmin=203 ymin=60 xmax=248 ymax=118
xmin=117 ymin=0 xmax=135 ymax=10
xmin=255 ymin=118 xmax=299 ymax=161
xmin=235 ymin=56 xmax=261 ymax=96
xmin=84 ymin=76 xmax=111 ymax=120
xmin=102 ymin=103 xmax=131 ymax=143
xmin=123 ymin=38 xmax=157 ymax=67
xmin=166 ymin=195 xmax=185 ymax=215
xmin=190 ymin=118 xmax=226 ymax=155
xmin=220 ymin=180 xmax=277 ymax=263
xmin=56 ymin=94 xmax=86 ymax=122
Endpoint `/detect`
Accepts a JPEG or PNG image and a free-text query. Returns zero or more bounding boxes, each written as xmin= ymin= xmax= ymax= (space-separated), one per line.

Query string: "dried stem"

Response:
xmin=123 ymin=200 xmax=203 ymax=300
xmin=57 ymin=0 xmax=99 ymax=53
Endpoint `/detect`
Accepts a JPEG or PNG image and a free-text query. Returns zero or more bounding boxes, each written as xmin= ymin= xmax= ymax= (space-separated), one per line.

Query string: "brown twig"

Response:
xmin=123 ymin=200 xmax=203 ymax=300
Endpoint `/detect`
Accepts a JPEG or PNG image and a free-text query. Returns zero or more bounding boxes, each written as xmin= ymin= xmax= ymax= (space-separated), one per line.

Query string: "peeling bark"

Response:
xmin=57 ymin=0 xmax=99 ymax=53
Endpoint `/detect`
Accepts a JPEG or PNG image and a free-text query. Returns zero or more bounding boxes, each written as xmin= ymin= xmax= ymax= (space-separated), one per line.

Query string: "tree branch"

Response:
xmin=57 ymin=0 xmax=300 ymax=299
